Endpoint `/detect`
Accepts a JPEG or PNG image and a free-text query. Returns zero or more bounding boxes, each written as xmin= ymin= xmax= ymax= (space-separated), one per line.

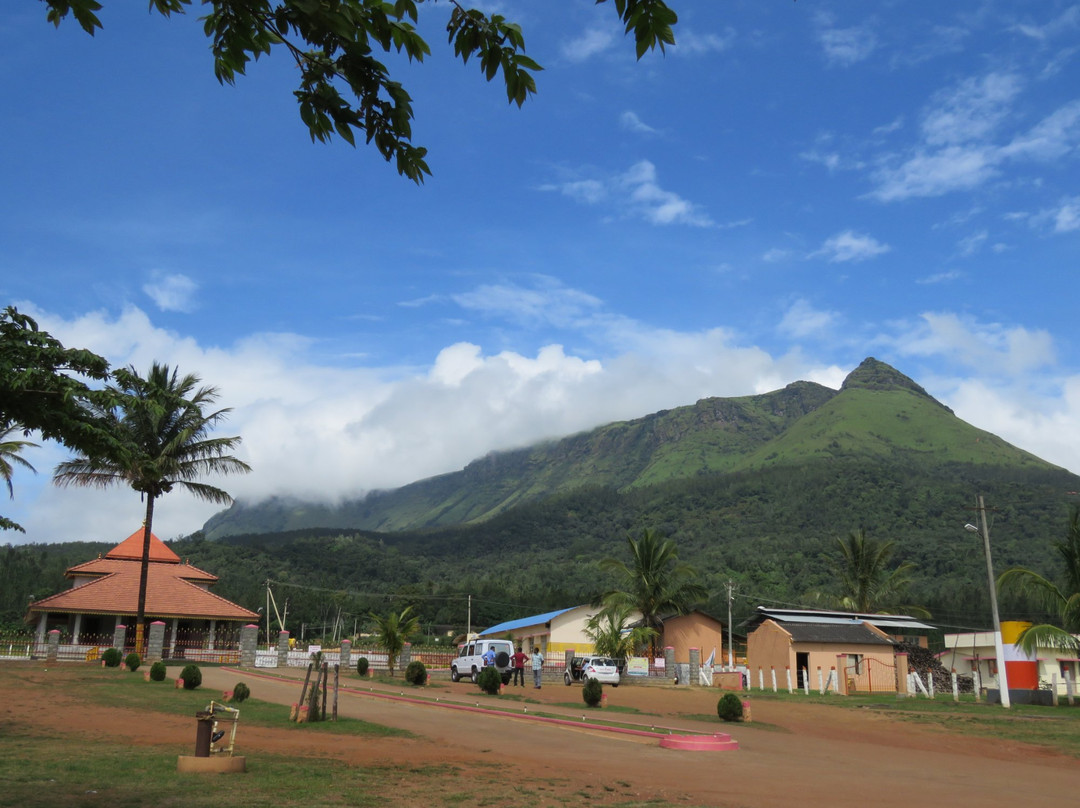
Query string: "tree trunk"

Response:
xmin=135 ymin=495 xmax=155 ymax=655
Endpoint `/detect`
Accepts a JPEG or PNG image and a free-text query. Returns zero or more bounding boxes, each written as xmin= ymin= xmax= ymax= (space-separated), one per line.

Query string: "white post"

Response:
xmin=758 ymin=668 xmax=764 ymax=690
xmin=973 ymin=667 xmax=982 ymax=702
xmin=72 ymin=613 xmax=82 ymax=646
xmin=208 ymin=619 xmax=217 ymax=651
xmin=928 ymin=673 xmax=935 ymax=699
xmin=1066 ymin=669 xmax=1075 ymax=706
xmin=770 ymin=667 xmax=777 ymax=693
xmin=785 ymin=666 xmax=793 ymax=694
xmin=824 ymin=668 xmax=836 ymax=694
xmin=951 ymin=672 xmax=959 ymax=702
xmin=1051 ymin=673 xmax=1060 ymax=707
xmin=36 ymin=613 xmax=48 ymax=644
xmin=817 ymin=667 xmax=824 ymax=695
xmin=802 ymin=668 xmax=810 ymax=695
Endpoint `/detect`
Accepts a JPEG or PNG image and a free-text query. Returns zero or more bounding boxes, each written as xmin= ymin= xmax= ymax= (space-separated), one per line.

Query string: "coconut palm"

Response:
xmin=369 ymin=606 xmax=420 ymax=676
xmin=1 ymin=422 xmax=38 ymax=499
xmin=831 ymin=529 xmax=926 ymax=616
xmin=583 ymin=602 xmax=658 ymax=661
xmin=599 ymin=528 xmax=707 ymax=656
xmin=997 ymin=507 xmax=1080 ymax=656
xmin=53 ymin=363 xmax=250 ymax=650
xmin=0 ymin=422 xmax=38 ymax=532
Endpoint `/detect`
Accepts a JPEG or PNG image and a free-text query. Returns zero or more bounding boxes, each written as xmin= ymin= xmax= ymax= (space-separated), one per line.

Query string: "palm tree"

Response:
xmin=53 ymin=363 xmax=250 ymax=651
xmin=831 ymin=529 xmax=926 ymax=616
xmin=369 ymin=606 xmax=420 ymax=675
xmin=599 ymin=528 xmax=707 ymax=656
xmin=583 ymin=602 xmax=658 ymax=661
xmin=997 ymin=507 xmax=1080 ymax=656
xmin=0 ymin=422 xmax=38 ymax=533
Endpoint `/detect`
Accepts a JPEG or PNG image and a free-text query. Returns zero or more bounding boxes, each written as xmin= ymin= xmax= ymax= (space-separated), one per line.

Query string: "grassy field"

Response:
xmin=730 ymin=689 xmax=1080 ymax=756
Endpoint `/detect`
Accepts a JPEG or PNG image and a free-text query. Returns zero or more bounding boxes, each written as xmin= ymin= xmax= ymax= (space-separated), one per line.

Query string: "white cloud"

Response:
xmin=8 ymin=301 xmax=1080 ymax=545
xmin=545 ymin=161 xmax=713 ymax=227
xmin=1053 ymin=198 xmax=1080 ymax=232
xmin=869 ymin=74 xmax=1080 ymax=201
xmin=451 ymin=276 xmax=603 ymax=328
xmin=620 ymin=111 xmax=657 ymax=135
xmin=561 ymin=27 xmax=616 ymax=62
xmin=778 ymin=300 xmax=835 ymax=339
xmin=886 ymin=312 xmax=1055 ymax=375
xmin=872 ymin=145 xmax=998 ymax=201
xmin=143 ymin=272 xmax=198 ymax=313
xmin=916 ymin=270 xmax=964 ymax=285
xmin=810 ymin=230 xmax=891 ymax=263
xmin=673 ymin=28 xmax=736 ymax=55
xmin=957 ymin=230 xmax=988 ymax=256
xmin=762 ymin=248 xmax=794 ymax=263
xmin=818 ymin=23 xmax=877 ymax=66
xmin=920 ymin=73 xmax=1021 ymax=147
xmin=1012 ymin=6 xmax=1080 ymax=41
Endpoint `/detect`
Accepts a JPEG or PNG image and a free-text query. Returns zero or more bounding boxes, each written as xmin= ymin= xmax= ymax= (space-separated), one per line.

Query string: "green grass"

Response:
xmin=745 ymin=689 xmax=1080 ymax=755
xmin=73 ymin=668 xmax=412 ymax=738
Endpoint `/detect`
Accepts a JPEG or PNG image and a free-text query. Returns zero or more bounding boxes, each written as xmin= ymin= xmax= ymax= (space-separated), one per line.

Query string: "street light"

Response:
xmin=966 ymin=494 xmax=1010 ymax=708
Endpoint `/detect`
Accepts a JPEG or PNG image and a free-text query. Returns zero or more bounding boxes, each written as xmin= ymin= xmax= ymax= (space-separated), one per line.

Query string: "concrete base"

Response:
xmin=177 ymin=755 xmax=247 ymax=773
xmin=659 ymin=733 xmax=739 ymax=751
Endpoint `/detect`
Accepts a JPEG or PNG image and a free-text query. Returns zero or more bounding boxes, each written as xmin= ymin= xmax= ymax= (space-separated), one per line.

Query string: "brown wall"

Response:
xmin=663 ymin=612 xmax=725 ymax=663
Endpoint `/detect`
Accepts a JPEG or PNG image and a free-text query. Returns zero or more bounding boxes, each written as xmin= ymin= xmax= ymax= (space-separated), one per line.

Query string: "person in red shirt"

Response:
xmin=510 ymin=646 xmax=528 ymax=687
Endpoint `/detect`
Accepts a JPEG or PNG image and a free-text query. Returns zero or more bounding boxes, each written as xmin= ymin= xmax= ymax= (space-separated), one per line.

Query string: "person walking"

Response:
xmin=511 ymin=646 xmax=528 ymax=686
xmin=531 ymin=645 xmax=544 ymax=689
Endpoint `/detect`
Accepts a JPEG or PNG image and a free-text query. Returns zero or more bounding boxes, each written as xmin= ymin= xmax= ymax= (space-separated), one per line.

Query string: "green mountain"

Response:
xmin=203 ymin=358 xmax=1062 ymax=539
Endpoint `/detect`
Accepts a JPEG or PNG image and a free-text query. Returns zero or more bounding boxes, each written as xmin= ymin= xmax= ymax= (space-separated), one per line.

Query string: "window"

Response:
xmin=848 ymin=654 xmax=863 ymax=675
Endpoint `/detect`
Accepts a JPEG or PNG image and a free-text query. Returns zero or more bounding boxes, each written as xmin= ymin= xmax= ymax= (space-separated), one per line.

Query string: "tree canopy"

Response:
xmin=829 ymin=529 xmax=926 ymax=616
xmin=54 ymin=362 xmax=250 ymax=648
xmin=998 ymin=506 xmax=1080 ymax=656
xmin=43 ymin=0 xmax=678 ymax=182
xmin=599 ymin=527 xmax=706 ymax=653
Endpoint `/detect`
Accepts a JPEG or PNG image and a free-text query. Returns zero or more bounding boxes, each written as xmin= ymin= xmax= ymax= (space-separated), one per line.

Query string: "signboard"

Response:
xmin=626 ymin=657 xmax=650 ymax=676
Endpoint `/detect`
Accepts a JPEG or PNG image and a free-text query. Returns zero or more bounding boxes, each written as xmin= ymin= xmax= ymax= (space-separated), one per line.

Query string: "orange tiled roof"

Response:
xmin=105 ymin=528 xmax=181 ymax=563
xmin=25 ymin=527 xmax=258 ymax=622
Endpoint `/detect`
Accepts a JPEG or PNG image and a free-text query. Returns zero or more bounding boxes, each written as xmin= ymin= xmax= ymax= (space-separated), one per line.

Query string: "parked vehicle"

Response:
xmin=451 ymin=638 xmax=514 ymax=684
xmin=564 ymin=655 xmax=620 ymax=686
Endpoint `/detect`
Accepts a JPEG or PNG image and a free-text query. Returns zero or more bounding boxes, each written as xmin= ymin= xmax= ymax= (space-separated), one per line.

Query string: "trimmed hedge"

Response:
xmin=125 ymin=653 xmax=141 ymax=672
xmin=717 ymin=693 xmax=744 ymax=722
xmin=582 ymin=677 xmax=603 ymax=707
xmin=405 ymin=660 xmax=428 ymax=686
xmin=180 ymin=664 xmax=202 ymax=690
xmin=149 ymin=661 xmax=167 ymax=681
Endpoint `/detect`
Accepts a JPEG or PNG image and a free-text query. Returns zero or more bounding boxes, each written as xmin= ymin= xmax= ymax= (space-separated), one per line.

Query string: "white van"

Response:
xmin=450 ymin=638 xmax=515 ymax=684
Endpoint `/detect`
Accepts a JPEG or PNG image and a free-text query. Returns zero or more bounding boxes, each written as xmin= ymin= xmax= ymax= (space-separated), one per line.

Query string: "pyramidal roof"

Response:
xmin=105 ymin=527 xmax=181 ymax=564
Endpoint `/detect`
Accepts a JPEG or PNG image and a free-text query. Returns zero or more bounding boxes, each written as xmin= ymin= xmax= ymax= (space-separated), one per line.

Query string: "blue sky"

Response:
xmin=3 ymin=1 xmax=1080 ymax=544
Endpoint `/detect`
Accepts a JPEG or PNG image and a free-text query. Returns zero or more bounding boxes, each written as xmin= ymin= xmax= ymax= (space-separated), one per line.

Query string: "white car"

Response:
xmin=565 ymin=656 xmax=621 ymax=686
xmin=451 ymin=638 xmax=514 ymax=684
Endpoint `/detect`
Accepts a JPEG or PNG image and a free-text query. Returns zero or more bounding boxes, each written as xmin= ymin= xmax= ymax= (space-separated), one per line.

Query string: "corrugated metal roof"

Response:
xmin=784 ymin=622 xmax=895 ymax=646
xmin=751 ymin=607 xmax=935 ymax=631
xmin=479 ymin=607 xmax=578 ymax=636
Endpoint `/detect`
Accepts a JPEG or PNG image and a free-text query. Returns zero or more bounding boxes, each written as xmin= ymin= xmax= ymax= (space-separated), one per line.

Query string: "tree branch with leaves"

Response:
xmin=43 ymin=0 xmax=677 ymax=182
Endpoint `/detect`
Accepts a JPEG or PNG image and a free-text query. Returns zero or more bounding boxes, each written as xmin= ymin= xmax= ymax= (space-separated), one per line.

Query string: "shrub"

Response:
xmin=405 ymin=660 xmax=428 ymax=686
xmin=125 ymin=653 xmax=141 ymax=672
xmin=232 ymin=682 xmax=251 ymax=703
xmin=102 ymin=648 xmax=122 ymax=668
xmin=717 ymin=693 xmax=744 ymax=722
xmin=582 ymin=677 xmax=603 ymax=707
xmin=477 ymin=665 xmax=502 ymax=695
xmin=356 ymin=657 xmax=370 ymax=677
xmin=180 ymin=664 xmax=203 ymax=690
xmin=149 ymin=661 xmax=167 ymax=682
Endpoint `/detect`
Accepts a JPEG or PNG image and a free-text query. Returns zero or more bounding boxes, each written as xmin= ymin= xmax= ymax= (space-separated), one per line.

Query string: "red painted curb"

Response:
xmin=222 ymin=667 xmax=738 ymax=751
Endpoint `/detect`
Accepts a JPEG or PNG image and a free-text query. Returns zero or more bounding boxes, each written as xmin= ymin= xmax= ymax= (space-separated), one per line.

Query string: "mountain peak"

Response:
xmin=841 ymin=357 xmax=952 ymax=413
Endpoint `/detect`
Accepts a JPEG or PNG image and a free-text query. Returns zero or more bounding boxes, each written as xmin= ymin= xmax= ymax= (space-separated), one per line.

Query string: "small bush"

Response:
xmin=180 ymin=664 xmax=203 ymax=690
xmin=102 ymin=648 xmax=122 ymax=668
xmin=405 ymin=660 xmax=428 ymax=686
xmin=717 ymin=692 xmax=744 ymax=722
xmin=149 ymin=661 xmax=167 ymax=682
xmin=356 ymin=657 xmax=370 ymax=676
xmin=582 ymin=677 xmax=603 ymax=707
xmin=232 ymin=682 xmax=251 ymax=703
xmin=477 ymin=665 xmax=502 ymax=695
xmin=125 ymin=653 xmax=141 ymax=672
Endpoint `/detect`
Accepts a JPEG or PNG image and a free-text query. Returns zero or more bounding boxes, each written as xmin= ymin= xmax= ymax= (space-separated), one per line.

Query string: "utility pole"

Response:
xmin=467 ymin=594 xmax=472 ymax=638
xmin=973 ymin=495 xmax=1010 ymax=708
xmin=726 ymin=580 xmax=736 ymax=670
